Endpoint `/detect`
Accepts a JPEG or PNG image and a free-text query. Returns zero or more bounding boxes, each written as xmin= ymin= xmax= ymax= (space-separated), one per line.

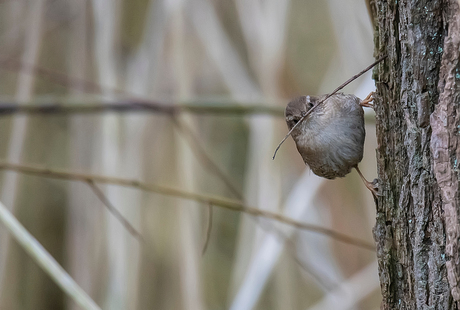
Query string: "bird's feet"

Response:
xmin=355 ymin=166 xmax=380 ymax=198
xmin=364 ymin=178 xmax=379 ymax=199
xmin=360 ymin=92 xmax=374 ymax=109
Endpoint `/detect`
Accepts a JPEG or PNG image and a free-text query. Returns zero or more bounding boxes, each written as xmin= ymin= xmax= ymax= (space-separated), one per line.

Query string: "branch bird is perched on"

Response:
xmin=285 ymin=92 xmax=377 ymax=196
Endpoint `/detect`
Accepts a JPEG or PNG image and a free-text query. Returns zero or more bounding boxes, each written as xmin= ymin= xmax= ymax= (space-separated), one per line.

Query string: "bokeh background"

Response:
xmin=0 ymin=0 xmax=380 ymax=309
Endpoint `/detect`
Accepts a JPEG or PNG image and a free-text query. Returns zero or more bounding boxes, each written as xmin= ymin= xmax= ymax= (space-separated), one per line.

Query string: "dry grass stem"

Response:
xmin=0 ymin=201 xmax=101 ymax=310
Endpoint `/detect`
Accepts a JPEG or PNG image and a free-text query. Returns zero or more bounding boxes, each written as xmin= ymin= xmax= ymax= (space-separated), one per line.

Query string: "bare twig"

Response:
xmin=0 ymin=97 xmax=378 ymax=119
xmin=0 ymin=57 xmax=282 ymax=116
xmin=272 ymin=55 xmax=387 ymax=160
xmin=0 ymin=100 xmax=283 ymax=116
xmin=0 ymin=161 xmax=375 ymax=251
xmin=87 ymin=181 xmax=144 ymax=243
xmin=202 ymin=203 xmax=213 ymax=255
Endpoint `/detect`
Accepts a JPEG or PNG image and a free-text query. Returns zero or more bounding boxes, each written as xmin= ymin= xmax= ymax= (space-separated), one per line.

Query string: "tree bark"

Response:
xmin=372 ymin=0 xmax=460 ymax=308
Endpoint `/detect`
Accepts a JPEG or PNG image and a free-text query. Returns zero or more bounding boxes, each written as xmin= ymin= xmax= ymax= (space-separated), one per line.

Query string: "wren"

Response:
xmin=285 ymin=92 xmax=377 ymax=196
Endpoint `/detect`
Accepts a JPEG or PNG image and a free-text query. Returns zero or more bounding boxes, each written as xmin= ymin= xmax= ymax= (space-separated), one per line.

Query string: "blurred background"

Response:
xmin=0 ymin=0 xmax=380 ymax=309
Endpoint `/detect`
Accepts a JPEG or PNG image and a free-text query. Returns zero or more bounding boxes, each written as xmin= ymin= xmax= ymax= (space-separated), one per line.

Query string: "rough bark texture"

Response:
xmin=431 ymin=1 xmax=460 ymax=303
xmin=371 ymin=0 xmax=460 ymax=308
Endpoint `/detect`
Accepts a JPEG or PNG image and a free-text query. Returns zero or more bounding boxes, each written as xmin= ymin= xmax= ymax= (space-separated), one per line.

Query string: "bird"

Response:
xmin=285 ymin=92 xmax=377 ymax=196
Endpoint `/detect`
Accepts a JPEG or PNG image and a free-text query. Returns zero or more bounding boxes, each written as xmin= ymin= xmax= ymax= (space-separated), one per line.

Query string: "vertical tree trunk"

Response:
xmin=372 ymin=0 xmax=460 ymax=308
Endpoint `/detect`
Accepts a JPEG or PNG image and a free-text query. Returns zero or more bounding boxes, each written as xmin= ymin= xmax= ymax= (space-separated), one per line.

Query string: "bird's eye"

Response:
xmin=289 ymin=118 xmax=300 ymax=129
xmin=305 ymin=96 xmax=314 ymax=110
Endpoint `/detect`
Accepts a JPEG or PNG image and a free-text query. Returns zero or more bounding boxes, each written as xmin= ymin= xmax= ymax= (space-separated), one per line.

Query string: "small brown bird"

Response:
xmin=285 ymin=92 xmax=377 ymax=195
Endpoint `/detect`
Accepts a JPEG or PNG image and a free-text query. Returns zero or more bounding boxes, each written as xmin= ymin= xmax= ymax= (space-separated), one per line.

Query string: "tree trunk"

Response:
xmin=372 ymin=0 xmax=460 ymax=308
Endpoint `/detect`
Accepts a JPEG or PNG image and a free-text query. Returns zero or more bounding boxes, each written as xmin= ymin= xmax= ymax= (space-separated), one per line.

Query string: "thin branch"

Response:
xmin=272 ymin=55 xmax=387 ymax=159
xmin=0 ymin=100 xmax=283 ymax=117
xmin=0 ymin=58 xmax=282 ymax=116
xmin=0 ymin=161 xmax=375 ymax=251
xmin=87 ymin=181 xmax=144 ymax=243
xmin=202 ymin=203 xmax=213 ymax=255
xmin=0 ymin=55 xmax=381 ymax=120
xmin=0 ymin=99 xmax=380 ymax=120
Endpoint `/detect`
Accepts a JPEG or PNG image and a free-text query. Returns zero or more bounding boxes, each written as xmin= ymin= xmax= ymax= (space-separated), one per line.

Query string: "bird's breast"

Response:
xmin=293 ymin=113 xmax=365 ymax=179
